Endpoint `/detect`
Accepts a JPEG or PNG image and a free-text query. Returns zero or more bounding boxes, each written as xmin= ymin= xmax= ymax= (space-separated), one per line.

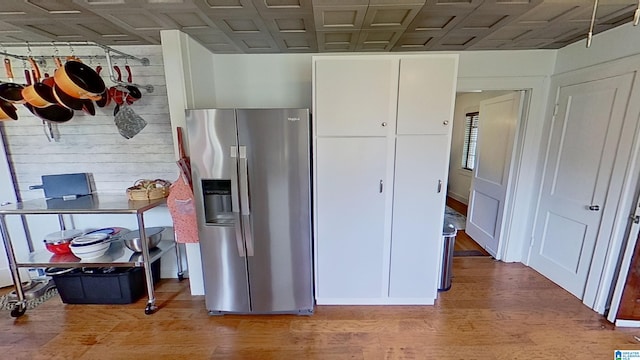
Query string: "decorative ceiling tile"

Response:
xmin=273 ymin=32 xmax=318 ymax=52
xmin=356 ymin=29 xmax=403 ymax=51
xmin=0 ymin=0 xmax=634 ymax=52
xmin=316 ymin=30 xmax=359 ymax=51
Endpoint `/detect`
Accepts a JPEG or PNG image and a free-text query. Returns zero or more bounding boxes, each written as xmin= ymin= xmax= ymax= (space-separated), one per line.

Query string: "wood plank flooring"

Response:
xmin=1 ymin=258 xmax=638 ymax=359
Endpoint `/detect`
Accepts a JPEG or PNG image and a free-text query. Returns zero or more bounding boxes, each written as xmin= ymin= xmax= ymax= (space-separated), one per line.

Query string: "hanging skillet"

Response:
xmin=54 ymin=59 xmax=106 ymax=100
xmin=0 ymin=58 xmax=25 ymax=104
xmin=21 ymin=58 xmax=57 ymax=109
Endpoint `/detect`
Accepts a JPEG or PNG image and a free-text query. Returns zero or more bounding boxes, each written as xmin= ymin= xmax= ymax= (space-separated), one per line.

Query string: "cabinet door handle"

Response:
xmin=437 ymin=180 xmax=442 ymax=193
xmin=379 ymin=180 xmax=383 ymax=193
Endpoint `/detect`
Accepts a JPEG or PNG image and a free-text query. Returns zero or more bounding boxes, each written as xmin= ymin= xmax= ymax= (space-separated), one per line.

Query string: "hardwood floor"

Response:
xmin=454 ymin=230 xmax=490 ymax=256
xmin=1 ymin=258 xmax=638 ymax=359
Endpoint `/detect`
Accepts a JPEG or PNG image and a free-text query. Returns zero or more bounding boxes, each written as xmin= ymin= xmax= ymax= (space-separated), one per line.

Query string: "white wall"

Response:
xmin=447 ymin=91 xmax=511 ymax=204
xmin=212 ymin=54 xmax=313 ymax=109
xmin=161 ymin=29 xmax=219 ymax=295
xmin=554 ymin=23 xmax=640 ymax=75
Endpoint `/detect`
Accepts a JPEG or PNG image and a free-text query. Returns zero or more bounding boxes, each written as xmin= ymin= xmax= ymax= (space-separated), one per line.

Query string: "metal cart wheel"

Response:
xmin=10 ymin=303 xmax=26 ymax=318
xmin=144 ymin=303 xmax=157 ymax=315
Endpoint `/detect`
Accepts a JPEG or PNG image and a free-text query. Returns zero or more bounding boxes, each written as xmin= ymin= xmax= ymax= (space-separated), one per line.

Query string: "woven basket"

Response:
xmin=126 ymin=179 xmax=171 ymax=201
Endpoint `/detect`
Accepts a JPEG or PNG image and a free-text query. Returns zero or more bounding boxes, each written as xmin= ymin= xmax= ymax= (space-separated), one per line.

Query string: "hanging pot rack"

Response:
xmin=0 ymin=41 xmax=153 ymax=93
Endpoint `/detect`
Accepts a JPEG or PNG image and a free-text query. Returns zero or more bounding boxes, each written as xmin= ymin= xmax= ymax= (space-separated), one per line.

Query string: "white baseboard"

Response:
xmin=316 ymin=297 xmax=435 ymax=305
xmin=615 ymin=319 xmax=640 ymax=327
xmin=447 ymin=192 xmax=468 ymax=205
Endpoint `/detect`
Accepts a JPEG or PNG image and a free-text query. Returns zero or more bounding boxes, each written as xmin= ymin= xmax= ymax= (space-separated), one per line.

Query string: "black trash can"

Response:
xmin=439 ymin=222 xmax=457 ymax=291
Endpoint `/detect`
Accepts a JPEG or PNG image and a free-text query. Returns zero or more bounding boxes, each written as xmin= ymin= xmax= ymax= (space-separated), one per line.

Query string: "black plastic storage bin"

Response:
xmin=52 ymin=259 xmax=160 ymax=304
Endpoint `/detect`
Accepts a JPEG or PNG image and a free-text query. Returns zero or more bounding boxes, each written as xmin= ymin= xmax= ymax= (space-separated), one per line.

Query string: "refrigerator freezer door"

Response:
xmin=199 ymin=226 xmax=250 ymax=313
xmin=186 ymin=109 xmax=251 ymax=313
xmin=236 ymin=108 xmax=314 ymax=313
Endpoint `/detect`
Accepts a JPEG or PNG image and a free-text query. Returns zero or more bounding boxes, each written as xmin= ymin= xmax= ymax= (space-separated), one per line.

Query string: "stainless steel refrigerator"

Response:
xmin=185 ymin=108 xmax=314 ymax=314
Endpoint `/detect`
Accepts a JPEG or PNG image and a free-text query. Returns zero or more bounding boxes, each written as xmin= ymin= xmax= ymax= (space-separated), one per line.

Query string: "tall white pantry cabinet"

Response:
xmin=312 ymin=55 xmax=459 ymax=305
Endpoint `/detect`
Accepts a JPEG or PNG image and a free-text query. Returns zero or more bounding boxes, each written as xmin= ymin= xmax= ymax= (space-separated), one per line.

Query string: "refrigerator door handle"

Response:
xmin=230 ymin=146 xmax=245 ymax=257
xmin=242 ymin=215 xmax=254 ymax=257
xmin=238 ymin=146 xmax=254 ymax=256
xmin=238 ymin=146 xmax=250 ymax=215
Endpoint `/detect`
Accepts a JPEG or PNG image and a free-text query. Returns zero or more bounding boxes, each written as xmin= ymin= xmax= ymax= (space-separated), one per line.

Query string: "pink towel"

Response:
xmin=167 ymin=172 xmax=199 ymax=243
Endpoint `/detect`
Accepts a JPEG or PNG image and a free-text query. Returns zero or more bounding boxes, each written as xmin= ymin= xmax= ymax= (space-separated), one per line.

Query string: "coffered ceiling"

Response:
xmin=0 ymin=0 xmax=636 ymax=53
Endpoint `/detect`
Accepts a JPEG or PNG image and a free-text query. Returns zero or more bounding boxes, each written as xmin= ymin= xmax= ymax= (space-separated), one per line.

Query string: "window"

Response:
xmin=462 ymin=112 xmax=479 ymax=170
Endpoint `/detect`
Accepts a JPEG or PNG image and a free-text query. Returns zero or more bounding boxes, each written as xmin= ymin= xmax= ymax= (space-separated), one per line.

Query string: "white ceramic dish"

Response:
xmin=70 ymin=233 xmax=108 ymax=247
xmin=69 ymin=234 xmax=110 ymax=259
xmin=70 ymin=240 xmax=110 ymax=259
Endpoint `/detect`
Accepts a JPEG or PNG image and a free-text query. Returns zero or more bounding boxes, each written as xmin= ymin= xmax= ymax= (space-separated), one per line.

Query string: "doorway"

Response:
xmin=447 ymin=90 xmax=525 ymax=258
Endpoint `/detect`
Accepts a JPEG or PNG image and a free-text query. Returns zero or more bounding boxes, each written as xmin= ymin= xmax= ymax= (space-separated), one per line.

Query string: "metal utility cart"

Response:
xmin=0 ymin=193 xmax=183 ymax=317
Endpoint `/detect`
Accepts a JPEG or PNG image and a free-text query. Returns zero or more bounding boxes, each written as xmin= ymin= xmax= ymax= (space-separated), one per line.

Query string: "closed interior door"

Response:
xmin=466 ymin=92 xmax=522 ymax=257
xmin=316 ymin=137 xmax=388 ymax=301
xmin=529 ymin=73 xmax=633 ymax=299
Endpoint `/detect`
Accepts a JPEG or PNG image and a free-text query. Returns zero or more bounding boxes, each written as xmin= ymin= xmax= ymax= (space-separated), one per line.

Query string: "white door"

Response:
xmin=315 ymin=137 xmax=390 ymax=303
xmin=466 ymin=92 xmax=523 ymax=257
xmin=529 ymin=73 xmax=633 ymax=299
xmin=0 ymin=128 xmax=17 ymax=287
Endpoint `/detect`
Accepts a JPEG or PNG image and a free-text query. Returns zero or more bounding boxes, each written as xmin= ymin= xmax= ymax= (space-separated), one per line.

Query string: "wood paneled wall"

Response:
xmin=0 ymin=45 xmax=176 ymax=200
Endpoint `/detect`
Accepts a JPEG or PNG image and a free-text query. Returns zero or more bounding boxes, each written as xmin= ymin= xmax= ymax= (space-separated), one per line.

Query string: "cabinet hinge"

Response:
xmin=631 ymin=215 xmax=640 ymax=224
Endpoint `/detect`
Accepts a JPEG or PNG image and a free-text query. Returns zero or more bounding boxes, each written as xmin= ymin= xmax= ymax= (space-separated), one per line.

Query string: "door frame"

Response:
xmin=536 ymin=54 xmax=640 ymax=314
xmin=456 ymin=76 xmax=547 ymax=264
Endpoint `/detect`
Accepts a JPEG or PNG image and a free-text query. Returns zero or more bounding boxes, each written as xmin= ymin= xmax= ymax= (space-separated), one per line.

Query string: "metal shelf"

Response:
xmin=15 ymin=240 xmax=174 ymax=268
xmin=0 ymin=193 xmax=166 ymax=215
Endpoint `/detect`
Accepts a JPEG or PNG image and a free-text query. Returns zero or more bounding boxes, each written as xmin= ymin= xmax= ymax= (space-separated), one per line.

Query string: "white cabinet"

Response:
xmin=397 ymin=57 xmax=458 ymax=135
xmin=314 ymin=58 xmax=399 ymax=137
xmin=389 ymin=135 xmax=450 ymax=299
xmin=315 ymin=137 xmax=390 ymax=301
xmin=313 ymin=54 xmax=458 ymax=305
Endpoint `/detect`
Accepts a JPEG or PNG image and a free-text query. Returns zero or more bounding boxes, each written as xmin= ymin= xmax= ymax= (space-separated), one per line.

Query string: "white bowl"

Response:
xmin=70 ymin=234 xmax=110 ymax=259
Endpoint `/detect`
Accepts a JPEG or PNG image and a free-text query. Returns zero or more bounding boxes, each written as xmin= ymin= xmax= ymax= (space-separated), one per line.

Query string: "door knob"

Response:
xmin=588 ymin=205 xmax=600 ymax=211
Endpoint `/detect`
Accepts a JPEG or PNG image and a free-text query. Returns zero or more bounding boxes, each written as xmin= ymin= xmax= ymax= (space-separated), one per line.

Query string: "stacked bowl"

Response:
xmin=43 ymin=229 xmax=84 ymax=255
xmin=69 ymin=233 xmax=110 ymax=259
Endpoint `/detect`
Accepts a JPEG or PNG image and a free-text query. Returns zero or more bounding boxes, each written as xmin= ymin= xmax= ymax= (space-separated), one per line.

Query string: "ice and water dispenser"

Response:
xmin=202 ymin=180 xmax=233 ymax=224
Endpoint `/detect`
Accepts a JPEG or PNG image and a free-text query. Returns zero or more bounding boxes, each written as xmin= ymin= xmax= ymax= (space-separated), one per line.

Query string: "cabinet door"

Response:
xmin=316 ymin=137 xmax=389 ymax=301
xmin=389 ymin=134 xmax=449 ymax=300
xmin=397 ymin=56 xmax=458 ymax=135
xmin=315 ymin=58 xmax=399 ymax=137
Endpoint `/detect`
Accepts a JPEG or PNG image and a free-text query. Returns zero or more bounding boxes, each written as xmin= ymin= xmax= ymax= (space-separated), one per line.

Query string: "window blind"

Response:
xmin=462 ymin=112 xmax=479 ymax=170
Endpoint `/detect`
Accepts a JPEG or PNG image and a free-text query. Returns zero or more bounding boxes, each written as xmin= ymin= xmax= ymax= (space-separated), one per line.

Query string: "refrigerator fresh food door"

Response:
xmin=236 ymin=108 xmax=314 ymax=313
xmin=186 ymin=109 xmax=251 ymax=314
